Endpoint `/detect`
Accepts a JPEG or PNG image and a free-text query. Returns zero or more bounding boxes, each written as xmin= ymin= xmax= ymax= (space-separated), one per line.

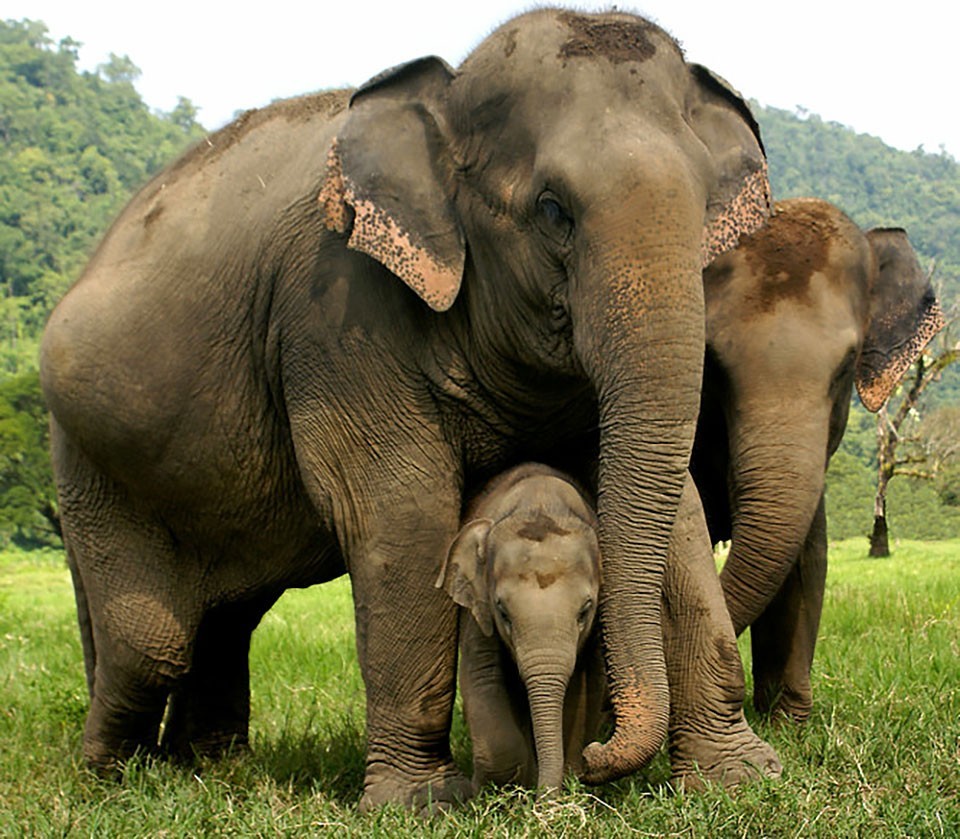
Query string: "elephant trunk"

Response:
xmin=516 ymin=640 xmax=576 ymax=791
xmin=574 ymin=226 xmax=705 ymax=784
xmin=719 ymin=406 xmax=830 ymax=635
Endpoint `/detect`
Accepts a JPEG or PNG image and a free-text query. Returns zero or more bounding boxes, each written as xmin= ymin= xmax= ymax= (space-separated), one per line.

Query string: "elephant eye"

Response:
xmin=495 ymin=598 xmax=511 ymax=629
xmin=577 ymin=599 xmax=594 ymax=627
xmin=536 ymin=191 xmax=574 ymax=246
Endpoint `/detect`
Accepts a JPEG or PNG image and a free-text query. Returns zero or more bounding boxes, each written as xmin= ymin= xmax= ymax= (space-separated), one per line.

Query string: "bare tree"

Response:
xmin=920 ymin=405 xmax=960 ymax=505
xmin=870 ymin=276 xmax=959 ymax=557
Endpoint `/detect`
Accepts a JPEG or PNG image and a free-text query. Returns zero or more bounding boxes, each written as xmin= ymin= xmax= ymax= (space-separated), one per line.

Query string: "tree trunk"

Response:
xmin=868 ymin=511 xmax=890 ymax=558
xmin=871 ymin=406 xmax=895 ymax=558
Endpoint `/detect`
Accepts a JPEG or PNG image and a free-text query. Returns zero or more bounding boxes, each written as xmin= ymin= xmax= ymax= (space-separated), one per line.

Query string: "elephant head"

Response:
xmin=439 ymin=466 xmax=601 ymax=790
xmin=698 ymin=197 xmax=945 ymax=635
xmin=319 ymin=9 xmax=770 ymax=781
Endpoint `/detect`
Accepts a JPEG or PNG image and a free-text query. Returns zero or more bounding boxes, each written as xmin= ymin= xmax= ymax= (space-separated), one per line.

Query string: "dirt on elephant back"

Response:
xmin=166 ymin=89 xmax=351 ymax=178
xmin=557 ymin=12 xmax=673 ymax=64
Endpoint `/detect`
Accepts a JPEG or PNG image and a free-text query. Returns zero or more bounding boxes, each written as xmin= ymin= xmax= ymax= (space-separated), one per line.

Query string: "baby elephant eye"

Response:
xmin=577 ymin=599 xmax=594 ymax=627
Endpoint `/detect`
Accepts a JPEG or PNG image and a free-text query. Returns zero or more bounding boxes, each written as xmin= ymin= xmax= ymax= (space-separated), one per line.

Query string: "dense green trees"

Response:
xmin=0 ymin=17 xmax=957 ymax=546
xmin=0 ymin=369 xmax=57 ymax=546
xmin=0 ymin=19 xmax=204 ymax=377
xmin=0 ymin=18 xmax=204 ymax=545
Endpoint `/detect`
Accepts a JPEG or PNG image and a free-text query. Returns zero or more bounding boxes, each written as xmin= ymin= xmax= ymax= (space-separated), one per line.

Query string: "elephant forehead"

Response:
xmin=742 ymin=216 xmax=835 ymax=309
xmin=454 ymin=9 xmax=687 ymax=118
xmin=491 ymin=527 xmax=599 ymax=587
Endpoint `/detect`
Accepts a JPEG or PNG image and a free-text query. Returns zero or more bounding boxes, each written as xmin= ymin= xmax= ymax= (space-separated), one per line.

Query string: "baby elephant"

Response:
xmin=437 ymin=464 xmax=605 ymax=792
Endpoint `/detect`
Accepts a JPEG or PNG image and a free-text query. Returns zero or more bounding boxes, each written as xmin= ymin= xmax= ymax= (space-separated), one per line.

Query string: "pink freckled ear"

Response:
xmin=857 ymin=300 xmax=946 ymax=412
xmin=318 ymin=142 xmax=350 ymax=235
xmin=346 ymin=196 xmax=464 ymax=313
xmin=701 ymin=162 xmax=771 ymax=268
xmin=316 ymin=77 xmax=466 ymax=313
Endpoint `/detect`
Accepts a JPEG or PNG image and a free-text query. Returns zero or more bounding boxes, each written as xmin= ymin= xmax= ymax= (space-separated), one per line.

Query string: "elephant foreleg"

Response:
xmin=458 ymin=613 xmax=537 ymax=790
xmin=663 ymin=474 xmax=782 ymax=789
xmin=749 ymin=495 xmax=827 ymax=722
xmin=343 ymin=474 xmax=471 ymax=813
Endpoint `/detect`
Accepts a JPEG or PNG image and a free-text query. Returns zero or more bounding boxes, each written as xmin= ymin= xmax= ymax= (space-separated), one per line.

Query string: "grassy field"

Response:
xmin=1 ymin=540 xmax=957 ymax=837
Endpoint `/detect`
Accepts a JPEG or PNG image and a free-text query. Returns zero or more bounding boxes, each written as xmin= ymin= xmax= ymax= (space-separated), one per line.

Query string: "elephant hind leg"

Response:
xmin=160 ymin=590 xmax=282 ymax=761
xmin=82 ymin=636 xmax=173 ymax=772
xmin=66 ymin=541 xmax=96 ymax=699
xmin=53 ymin=437 xmax=200 ymax=773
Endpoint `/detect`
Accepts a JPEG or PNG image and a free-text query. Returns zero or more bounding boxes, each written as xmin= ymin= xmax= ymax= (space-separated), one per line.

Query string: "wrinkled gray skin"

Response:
xmin=692 ymin=197 xmax=945 ymax=720
xmin=663 ymin=473 xmax=782 ymax=788
xmin=439 ymin=464 xmax=605 ymax=792
xmin=39 ymin=9 xmax=770 ymax=810
xmin=444 ymin=465 xmax=781 ymax=792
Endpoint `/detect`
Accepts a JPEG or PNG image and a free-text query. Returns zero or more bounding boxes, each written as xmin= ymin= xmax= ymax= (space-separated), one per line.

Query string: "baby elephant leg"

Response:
xmin=458 ymin=614 xmax=537 ymax=790
xmin=663 ymin=475 xmax=782 ymax=789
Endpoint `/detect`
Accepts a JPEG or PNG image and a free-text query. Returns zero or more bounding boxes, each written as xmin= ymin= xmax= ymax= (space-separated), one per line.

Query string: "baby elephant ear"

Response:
xmin=856 ymin=228 xmax=947 ymax=412
xmin=436 ymin=518 xmax=494 ymax=636
xmin=318 ymin=57 xmax=466 ymax=312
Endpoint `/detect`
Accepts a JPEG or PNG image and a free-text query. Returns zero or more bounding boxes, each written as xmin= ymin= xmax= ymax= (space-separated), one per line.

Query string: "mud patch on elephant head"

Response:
xmin=743 ymin=200 xmax=838 ymax=312
xmin=535 ymin=570 xmax=558 ymax=589
xmin=516 ymin=511 xmax=571 ymax=542
xmin=502 ymin=27 xmax=518 ymax=58
xmin=558 ymin=12 xmax=661 ymax=64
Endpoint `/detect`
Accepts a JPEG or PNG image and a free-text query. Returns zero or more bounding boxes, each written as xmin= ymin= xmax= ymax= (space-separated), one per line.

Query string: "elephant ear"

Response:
xmin=318 ymin=57 xmax=466 ymax=312
xmin=686 ymin=64 xmax=772 ymax=268
xmin=436 ymin=518 xmax=494 ymax=636
xmin=856 ymin=228 xmax=946 ymax=411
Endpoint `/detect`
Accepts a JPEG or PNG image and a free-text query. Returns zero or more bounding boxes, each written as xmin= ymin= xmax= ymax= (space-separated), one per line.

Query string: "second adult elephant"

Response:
xmin=39 ymin=9 xmax=770 ymax=810
xmin=692 ymin=197 xmax=945 ymax=719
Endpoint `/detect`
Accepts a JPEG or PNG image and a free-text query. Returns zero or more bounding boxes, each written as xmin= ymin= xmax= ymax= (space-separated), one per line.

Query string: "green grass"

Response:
xmin=1 ymin=541 xmax=958 ymax=836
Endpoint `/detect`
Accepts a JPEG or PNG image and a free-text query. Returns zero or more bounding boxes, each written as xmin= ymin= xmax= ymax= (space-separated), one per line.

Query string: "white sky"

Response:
xmin=6 ymin=0 xmax=958 ymax=159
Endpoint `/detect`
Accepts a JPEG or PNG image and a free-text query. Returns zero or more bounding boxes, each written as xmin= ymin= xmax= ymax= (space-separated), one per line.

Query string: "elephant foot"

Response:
xmin=82 ymin=692 xmax=166 ymax=778
xmin=161 ymin=730 xmax=251 ymax=763
xmin=754 ymin=681 xmax=813 ymax=724
xmin=359 ymin=761 xmax=473 ymax=814
xmin=669 ymin=716 xmax=782 ymax=791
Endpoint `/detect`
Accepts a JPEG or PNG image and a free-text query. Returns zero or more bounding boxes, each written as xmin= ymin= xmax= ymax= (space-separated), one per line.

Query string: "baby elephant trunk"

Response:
xmin=517 ymin=642 xmax=578 ymax=792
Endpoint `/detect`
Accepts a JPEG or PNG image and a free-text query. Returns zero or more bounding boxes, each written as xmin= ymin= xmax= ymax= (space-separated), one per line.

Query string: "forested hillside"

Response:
xmin=0 ymin=19 xmax=204 ymax=375
xmin=0 ymin=17 xmax=957 ymax=546
xmin=760 ymin=105 xmax=960 ymax=300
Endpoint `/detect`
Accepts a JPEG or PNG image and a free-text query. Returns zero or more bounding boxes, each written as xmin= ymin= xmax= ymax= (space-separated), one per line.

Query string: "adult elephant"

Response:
xmin=692 ymin=197 xmax=944 ymax=720
xmin=40 ymin=9 xmax=770 ymax=809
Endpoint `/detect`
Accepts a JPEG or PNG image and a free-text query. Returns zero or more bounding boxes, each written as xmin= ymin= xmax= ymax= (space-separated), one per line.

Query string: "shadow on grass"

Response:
xmin=246 ymin=715 xmax=367 ymax=805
